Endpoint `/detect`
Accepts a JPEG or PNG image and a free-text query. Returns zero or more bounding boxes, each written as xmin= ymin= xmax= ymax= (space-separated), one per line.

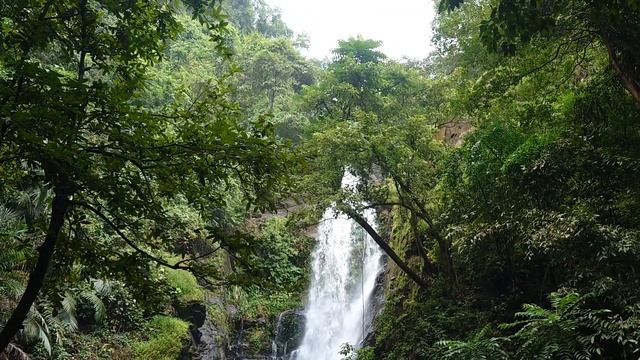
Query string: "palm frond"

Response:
xmin=21 ymin=307 xmax=52 ymax=355
xmin=56 ymin=292 xmax=79 ymax=333
xmin=80 ymin=289 xmax=106 ymax=323
xmin=0 ymin=277 xmax=26 ymax=298
xmin=437 ymin=325 xmax=509 ymax=360
xmin=92 ymin=279 xmax=114 ymax=297
xmin=0 ymin=343 xmax=30 ymax=360
xmin=0 ymin=205 xmax=18 ymax=230
xmin=0 ymin=249 xmax=27 ymax=272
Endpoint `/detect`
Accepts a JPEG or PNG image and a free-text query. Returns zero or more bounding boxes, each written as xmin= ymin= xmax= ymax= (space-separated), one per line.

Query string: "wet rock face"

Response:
xmin=272 ymin=309 xmax=305 ymax=359
xmin=197 ymin=319 xmax=227 ymax=360
xmin=363 ymin=259 xmax=387 ymax=348
xmin=175 ymin=302 xmax=212 ymax=360
xmin=176 ymin=299 xmax=228 ymax=360
xmin=224 ymin=308 xmax=305 ymax=360
xmin=177 ymin=302 xmax=208 ymax=329
xmin=227 ymin=317 xmax=270 ymax=359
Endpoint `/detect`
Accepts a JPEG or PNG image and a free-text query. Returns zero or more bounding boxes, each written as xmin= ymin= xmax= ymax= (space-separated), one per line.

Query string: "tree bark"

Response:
xmin=406 ymin=200 xmax=457 ymax=286
xmin=345 ymin=208 xmax=429 ymax=290
xmin=411 ymin=214 xmax=436 ymax=277
xmin=380 ymin=165 xmax=458 ymax=287
xmin=604 ymin=39 xmax=640 ymax=108
xmin=0 ymin=186 xmax=69 ymax=353
xmin=394 ymin=181 xmax=458 ymax=286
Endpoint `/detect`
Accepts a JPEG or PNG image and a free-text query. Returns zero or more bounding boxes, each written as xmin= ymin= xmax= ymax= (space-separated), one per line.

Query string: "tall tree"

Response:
xmin=439 ymin=0 xmax=640 ymax=106
xmin=0 ymin=0 xmax=289 ymax=352
xmin=299 ymin=38 xmax=456 ymax=289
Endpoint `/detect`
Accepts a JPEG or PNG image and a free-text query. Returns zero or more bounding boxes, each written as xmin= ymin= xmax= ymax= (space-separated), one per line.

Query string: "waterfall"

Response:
xmin=292 ymin=173 xmax=383 ymax=360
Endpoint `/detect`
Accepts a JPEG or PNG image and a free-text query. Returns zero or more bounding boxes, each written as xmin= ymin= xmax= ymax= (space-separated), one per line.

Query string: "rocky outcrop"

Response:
xmin=271 ymin=309 xmax=305 ymax=359
xmin=228 ymin=317 xmax=268 ymax=359
xmin=176 ymin=297 xmax=228 ymax=360
xmin=435 ymin=121 xmax=473 ymax=147
xmin=176 ymin=301 xmax=206 ymax=360
xmin=224 ymin=308 xmax=305 ymax=360
xmin=196 ymin=316 xmax=228 ymax=360
xmin=363 ymin=258 xmax=387 ymax=348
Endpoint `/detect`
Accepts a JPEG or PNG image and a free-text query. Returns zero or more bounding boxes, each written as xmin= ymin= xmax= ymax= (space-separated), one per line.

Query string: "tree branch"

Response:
xmin=72 ymin=200 xmax=191 ymax=271
xmin=174 ymin=246 xmax=222 ymax=267
xmin=341 ymin=206 xmax=429 ymax=290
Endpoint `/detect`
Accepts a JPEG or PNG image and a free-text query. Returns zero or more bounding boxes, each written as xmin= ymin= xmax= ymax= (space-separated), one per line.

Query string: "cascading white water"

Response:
xmin=292 ymin=173 xmax=383 ymax=360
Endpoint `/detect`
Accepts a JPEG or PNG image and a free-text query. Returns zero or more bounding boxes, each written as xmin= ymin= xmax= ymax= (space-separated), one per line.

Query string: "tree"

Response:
xmin=439 ymin=0 xmax=640 ymax=106
xmin=0 ymin=0 xmax=290 ymax=352
xmin=225 ymin=0 xmax=293 ymax=38
xmin=225 ymin=0 xmax=256 ymax=33
xmin=299 ymin=38 xmax=457 ymax=289
xmin=232 ymin=32 xmax=316 ymax=132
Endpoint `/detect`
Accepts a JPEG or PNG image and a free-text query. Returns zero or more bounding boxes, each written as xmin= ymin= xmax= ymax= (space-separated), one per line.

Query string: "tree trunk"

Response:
xmin=383 ymin=168 xmax=458 ymax=287
xmin=269 ymin=89 xmax=276 ymax=112
xmin=346 ymin=209 xmax=429 ymax=290
xmin=604 ymin=39 xmax=640 ymax=108
xmin=0 ymin=187 xmax=69 ymax=353
xmin=410 ymin=214 xmax=436 ymax=277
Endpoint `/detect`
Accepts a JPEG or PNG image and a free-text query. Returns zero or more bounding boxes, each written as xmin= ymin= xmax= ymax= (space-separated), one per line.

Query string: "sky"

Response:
xmin=265 ymin=0 xmax=436 ymax=60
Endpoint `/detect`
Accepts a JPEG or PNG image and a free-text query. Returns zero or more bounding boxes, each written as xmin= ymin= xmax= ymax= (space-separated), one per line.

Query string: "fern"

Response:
xmin=0 ymin=204 xmax=18 ymax=231
xmin=0 ymin=240 xmax=29 ymax=318
xmin=0 ymin=249 xmax=28 ymax=299
xmin=80 ymin=287 xmax=107 ymax=323
xmin=501 ymin=290 xmax=640 ymax=359
xmin=21 ymin=304 xmax=53 ymax=355
xmin=5 ymin=282 xmax=110 ymax=356
xmin=436 ymin=325 xmax=509 ymax=360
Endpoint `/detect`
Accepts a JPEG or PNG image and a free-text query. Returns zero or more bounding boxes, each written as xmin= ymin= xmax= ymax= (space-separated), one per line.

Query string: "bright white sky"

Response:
xmin=266 ymin=0 xmax=436 ymax=60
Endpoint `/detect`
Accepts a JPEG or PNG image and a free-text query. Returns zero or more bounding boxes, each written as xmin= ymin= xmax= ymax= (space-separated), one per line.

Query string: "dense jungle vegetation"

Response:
xmin=1 ymin=0 xmax=640 ymax=359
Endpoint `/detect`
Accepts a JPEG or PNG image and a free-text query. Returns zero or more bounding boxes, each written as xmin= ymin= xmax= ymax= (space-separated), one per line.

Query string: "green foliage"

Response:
xmin=221 ymin=215 xmax=312 ymax=323
xmin=35 ymin=330 xmax=132 ymax=360
xmin=162 ymin=266 xmax=205 ymax=305
xmin=214 ymin=216 xmax=313 ymax=357
xmin=339 ymin=343 xmax=356 ymax=359
xmin=243 ymin=290 xmax=303 ymax=320
xmin=15 ymin=282 xmax=108 ymax=357
xmin=333 ymin=38 xmax=385 ymax=64
xmin=0 ymin=0 xmax=297 ymax=353
xmin=372 ymin=286 xmax=492 ymax=360
xmin=3 ymin=0 xmax=640 ymax=358
xmin=355 ymin=346 xmax=376 ymax=360
xmin=225 ymin=0 xmax=294 ymax=38
xmin=231 ymin=32 xmax=317 ymax=141
xmin=434 ymin=290 xmax=640 ymax=360
xmin=290 ymin=1 xmax=640 ymax=359
xmin=500 ymin=290 xmax=640 ymax=359
xmin=440 ymin=0 xmax=640 ymax=105
xmin=252 ymin=217 xmax=311 ymax=291
xmin=340 ymin=344 xmax=375 ymax=360
xmin=0 ymin=245 xmax=28 ymax=301
xmin=0 ymin=0 xmax=292 ymax=296
xmin=437 ymin=326 xmax=508 ymax=360
xmin=98 ymin=281 xmax=145 ymax=333
xmin=1 ymin=197 xmax=116 ymax=356
xmin=246 ymin=327 xmax=270 ymax=354
xmin=131 ymin=316 xmax=189 ymax=360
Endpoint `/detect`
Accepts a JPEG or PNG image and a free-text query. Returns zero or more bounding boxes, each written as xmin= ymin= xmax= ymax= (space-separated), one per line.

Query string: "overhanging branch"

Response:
xmin=73 ymin=200 xmax=194 ymax=271
xmin=342 ymin=206 xmax=429 ymax=290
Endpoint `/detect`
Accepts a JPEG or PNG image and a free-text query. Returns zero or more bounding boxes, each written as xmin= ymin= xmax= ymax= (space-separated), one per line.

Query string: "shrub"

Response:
xmin=163 ymin=266 xmax=205 ymax=305
xmin=131 ymin=316 xmax=190 ymax=360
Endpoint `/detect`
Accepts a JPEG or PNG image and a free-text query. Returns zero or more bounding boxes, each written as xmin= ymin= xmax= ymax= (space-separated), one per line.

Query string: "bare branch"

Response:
xmin=174 ymin=245 xmax=222 ymax=267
